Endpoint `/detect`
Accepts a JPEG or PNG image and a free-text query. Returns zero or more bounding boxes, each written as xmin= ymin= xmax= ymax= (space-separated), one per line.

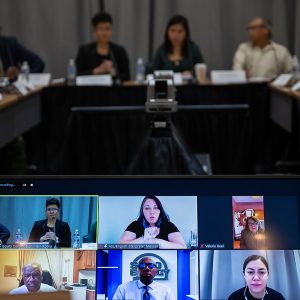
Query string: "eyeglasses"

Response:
xmin=247 ymin=25 xmax=265 ymax=31
xmin=138 ymin=263 xmax=157 ymax=269
xmin=248 ymin=222 xmax=258 ymax=226
xmin=47 ymin=208 xmax=58 ymax=212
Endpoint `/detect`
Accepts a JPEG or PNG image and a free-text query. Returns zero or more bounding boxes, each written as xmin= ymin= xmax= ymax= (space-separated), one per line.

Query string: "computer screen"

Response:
xmin=0 ymin=176 xmax=300 ymax=299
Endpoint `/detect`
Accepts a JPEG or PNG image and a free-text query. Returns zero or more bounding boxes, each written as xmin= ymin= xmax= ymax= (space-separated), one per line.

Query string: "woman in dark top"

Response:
xmin=228 ymin=255 xmax=285 ymax=300
xmin=152 ymin=15 xmax=204 ymax=74
xmin=29 ymin=198 xmax=71 ymax=248
xmin=240 ymin=216 xmax=265 ymax=249
xmin=119 ymin=196 xmax=186 ymax=249
xmin=75 ymin=12 xmax=130 ymax=82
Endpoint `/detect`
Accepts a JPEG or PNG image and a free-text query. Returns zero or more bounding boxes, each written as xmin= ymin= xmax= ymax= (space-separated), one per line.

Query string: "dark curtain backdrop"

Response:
xmin=0 ymin=0 xmax=299 ymax=78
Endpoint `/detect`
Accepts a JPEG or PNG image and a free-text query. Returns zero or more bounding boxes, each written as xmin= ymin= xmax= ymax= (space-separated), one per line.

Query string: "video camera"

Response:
xmin=145 ymin=71 xmax=178 ymax=114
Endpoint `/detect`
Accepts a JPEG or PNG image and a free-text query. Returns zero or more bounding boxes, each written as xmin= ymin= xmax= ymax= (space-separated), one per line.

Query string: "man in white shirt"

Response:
xmin=9 ymin=263 xmax=56 ymax=294
xmin=113 ymin=257 xmax=174 ymax=300
xmin=233 ymin=17 xmax=292 ymax=79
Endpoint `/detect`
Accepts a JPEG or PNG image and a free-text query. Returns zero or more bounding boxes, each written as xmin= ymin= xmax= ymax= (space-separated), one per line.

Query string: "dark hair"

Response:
xmin=138 ymin=196 xmax=170 ymax=228
xmin=46 ymin=198 xmax=60 ymax=209
xmin=91 ymin=12 xmax=113 ymax=27
xmin=244 ymin=216 xmax=259 ymax=232
xmin=163 ymin=15 xmax=190 ymax=55
xmin=243 ymin=255 xmax=269 ymax=274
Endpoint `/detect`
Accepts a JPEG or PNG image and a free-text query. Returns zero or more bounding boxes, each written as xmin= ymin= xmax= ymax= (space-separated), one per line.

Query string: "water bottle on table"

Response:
xmin=15 ymin=228 xmax=23 ymax=243
xmin=73 ymin=229 xmax=80 ymax=249
xmin=135 ymin=57 xmax=145 ymax=84
xmin=20 ymin=61 xmax=30 ymax=84
xmin=67 ymin=59 xmax=77 ymax=86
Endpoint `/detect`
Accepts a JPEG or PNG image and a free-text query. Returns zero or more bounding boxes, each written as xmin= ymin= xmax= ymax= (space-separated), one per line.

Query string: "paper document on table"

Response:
xmin=292 ymin=80 xmax=300 ymax=91
xmin=174 ymin=72 xmax=183 ymax=85
xmin=271 ymin=74 xmax=292 ymax=87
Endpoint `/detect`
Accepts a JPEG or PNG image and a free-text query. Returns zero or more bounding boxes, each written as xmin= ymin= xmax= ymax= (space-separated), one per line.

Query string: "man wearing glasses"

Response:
xmin=113 ymin=256 xmax=174 ymax=300
xmin=232 ymin=17 xmax=292 ymax=79
xmin=9 ymin=263 xmax=56 ymax=294
xmin=28 ymin=198 xmax=71 ymax=247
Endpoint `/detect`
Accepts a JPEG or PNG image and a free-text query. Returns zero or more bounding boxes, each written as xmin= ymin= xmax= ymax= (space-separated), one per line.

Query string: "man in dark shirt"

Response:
xmin=0 ymin=33 xmax=44 ymax=81
xmin=0 ymin=224 xmax=10 ymax=244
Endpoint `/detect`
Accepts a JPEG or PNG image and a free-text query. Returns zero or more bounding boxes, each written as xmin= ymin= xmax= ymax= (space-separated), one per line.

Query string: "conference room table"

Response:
xmin=24 ymin=81 xmax=272 ymax=175
xmin=0 ymin=89 xmax=41 ymax=148
xmin=267 ymin=84 xmax=300 ymax=169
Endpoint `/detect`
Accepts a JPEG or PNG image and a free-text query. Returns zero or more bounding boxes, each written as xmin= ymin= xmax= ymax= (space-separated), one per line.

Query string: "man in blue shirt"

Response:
xmin=113 ymin=257 xmax=174 ymax=300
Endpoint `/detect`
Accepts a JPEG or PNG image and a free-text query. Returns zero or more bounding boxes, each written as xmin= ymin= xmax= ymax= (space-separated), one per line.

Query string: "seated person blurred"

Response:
xmin=0 ymin=223 xmax=10 ymax=244
xmin=0 ymin=30 xmax=45 ymax=81
xmin=29 ymin=198 xmax=71 ymax=247
xmin=9 ymin=263 xmax=56 ymax=294
xmin=75 ymin=12 xmax=130 ymax=82
xmin=151 ymin=15 xmax=204 ymax=75
xmin=232 ymin=17 xmax=292 ymax=79
xmin=119 ymin=196 xmax=187 ymax=249
xmin=113 ymin=256 xmax=174 ymax=300
xmin=240 ymin=216 xmax=265 ymax=249
xmin=83 ymin=222 xmax=96 ymax=243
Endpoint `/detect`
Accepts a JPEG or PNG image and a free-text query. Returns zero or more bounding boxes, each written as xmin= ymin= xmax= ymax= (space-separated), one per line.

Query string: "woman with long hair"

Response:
xmin=119 ymin=196 xmax=186 ymax=249
xmin=240 ymin=216 xmax=265 ymax=249
xmin=228 ymin=255 xmax=285 ymax=299
xmin=152 ymin=15 xmax=204 ymax=74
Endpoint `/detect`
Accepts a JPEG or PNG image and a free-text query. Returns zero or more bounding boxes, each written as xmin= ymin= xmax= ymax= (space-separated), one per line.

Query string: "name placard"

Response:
xmin=211 ymin=70 xmax=246 ymax=84
xmin=29 ymin=73 xmax=51 ymax=87
xmin=76 ymin=75 xmax=113 ymax=86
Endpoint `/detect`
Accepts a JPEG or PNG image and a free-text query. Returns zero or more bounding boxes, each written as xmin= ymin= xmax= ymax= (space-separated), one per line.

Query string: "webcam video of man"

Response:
xmin=97 ymin=249 xmax=198 ymax=299
xmin=0 ymin=250 xmax=96 ymax=299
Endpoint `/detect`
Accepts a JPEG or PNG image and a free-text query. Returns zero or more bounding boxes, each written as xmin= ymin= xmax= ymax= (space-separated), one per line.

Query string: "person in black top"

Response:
xmin=75 ymin=12 xmax=130 ymax=82
xmin=228 ymin=255 xmax=285 ymax=300
xmin=0 ymin=223 xmax=10 ymax=244
xmin=240 ymin=217 xmax=265 ymax=250
xmin=119 ymin=196 xmax=186 ymax=249
xmin=28 ymin=198 xmax=71 ymax=248
xmin=151 ymin=15 xmax=204 ymax=74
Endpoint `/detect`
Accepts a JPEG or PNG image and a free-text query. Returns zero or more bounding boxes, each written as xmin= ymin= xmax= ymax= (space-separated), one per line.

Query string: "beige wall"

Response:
xmin=0 ymin=250 xmax=75 ymax=294
xmin=0 ymin=250 xmax=19 ymax=293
